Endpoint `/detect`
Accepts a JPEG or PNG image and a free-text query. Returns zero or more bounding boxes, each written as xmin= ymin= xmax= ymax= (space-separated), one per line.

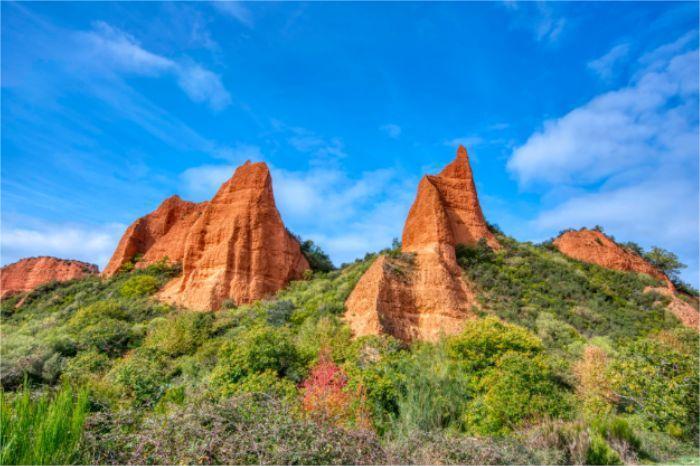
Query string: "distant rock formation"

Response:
xmin=158 ymin=161 xmax=309 ymax=310
xmin=345 ymin=146 xmax=495 ymax=341
xmin=554 ymin=228 xmax=698 ymax=330
xmin=103 ymin=195 xmax=205 ymax=276
xmin=1 ymin=257 xmax=98 ymax=298
xmin=553 ymin=228 xmax=670 ymax=286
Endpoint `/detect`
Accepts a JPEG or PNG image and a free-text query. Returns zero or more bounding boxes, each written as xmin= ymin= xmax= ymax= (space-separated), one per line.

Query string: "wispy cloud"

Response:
xmin=503 ymin=2 xmax=566 ymax=44
xmin=380 ymin=124 xmax=402 ymax=139
xmin=508 ymin=34 xmax=699 ymax=284
xmin=179 ymin=160 xmax=417 ymax=266
xmin=211 ymin=1 xmax=253 ymax=28
xmin=78 ymin=21 xmax=231 ymax=110
xmin=588 ymin=43 xmax=630 ymax=80
xmin=1 ymin=222 xmax=126 ymax=270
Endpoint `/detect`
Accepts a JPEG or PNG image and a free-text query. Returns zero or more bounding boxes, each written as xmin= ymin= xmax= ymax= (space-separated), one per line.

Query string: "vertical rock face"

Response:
xmin=403 ymin=145 xmax=499 ymax=253
xmin=553 ymin=229 xmax=670 ymax=285
xmin=103 ymin=195 xmax=205 ymax=276
xmin=159 ymin=161 xmax=309 ymax=311
xmin=1 ymin=257 xmax=98 ymax=298
xmin=345 ymin=146 xmax=495 ymax=341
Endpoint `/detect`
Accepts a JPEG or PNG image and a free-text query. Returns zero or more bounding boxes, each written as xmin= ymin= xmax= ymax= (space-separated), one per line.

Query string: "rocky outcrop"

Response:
xmin=553 ymin=229 xmax=670 ymax=286
xmin=158 ymin=161 xmax=309 ymax=311
xmin=403 ymin=145 xmax=499 ymax=252
xmin=1 ymin=257 xmax=98 ymax=298
xmin=645 ymin=286 xmax=699 ymax=330
xmin=345 ymin=146 xmax=493 ymax=341
xmin=103 ymin=195 xmax=205 ymax=276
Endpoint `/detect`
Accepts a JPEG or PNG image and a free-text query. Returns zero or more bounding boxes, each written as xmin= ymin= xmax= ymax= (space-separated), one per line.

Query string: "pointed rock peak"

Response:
xmin=457 ymin=144 xmax=468 ymax=159
xmin=440 ymin=145 xmax=474 ymax=179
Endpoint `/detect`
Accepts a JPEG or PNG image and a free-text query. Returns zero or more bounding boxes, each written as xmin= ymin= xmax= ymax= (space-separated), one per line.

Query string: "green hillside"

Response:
xmin=1 ymin=234 xmax=698 ymax=465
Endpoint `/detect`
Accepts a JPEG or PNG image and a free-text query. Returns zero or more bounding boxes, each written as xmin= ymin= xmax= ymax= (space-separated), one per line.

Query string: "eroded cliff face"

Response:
xmin=345 ymin=146 xmax=492 ymax=341
xmin=553 ymin=229 xmax=670 ymax=285
xmin=158 ymin=161 xmax=309 ymax=311
xmin=1 ymin=257 xmax=98 ymax=298
xmin=103 ymin=195 xmax=205 ymax=276
xmin=554 ymin=228 xmax=698 ymax=330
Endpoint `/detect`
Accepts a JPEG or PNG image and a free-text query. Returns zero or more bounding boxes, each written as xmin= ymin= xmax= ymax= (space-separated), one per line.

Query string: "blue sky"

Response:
xmin=2 ymin=1 xmax=698 ymax=285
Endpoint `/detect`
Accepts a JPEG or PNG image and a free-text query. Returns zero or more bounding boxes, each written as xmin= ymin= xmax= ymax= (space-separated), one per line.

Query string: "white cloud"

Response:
xmin=179 ymin=161 xmax=417 ymax=266
xmin=588 ymin=43 xmax=630 ymax=80
xmin=180 ymin=164 xmax=235 ymax=200
xmin=212 ymin=1 xmax=254 ymax=28
xmin=175 ymin=63 xmax=231 ymax=110
xmin=508 ymin=35 xmax=699 ymax=285
xmin=380 ymin=124 xmax=402 ymax=138
xmin=78 ymin=22 xmax=230 ymax=110
xmin=508 ymin=49 xmax=698 ymax=186
xmin=81 ymin=21 xmax=175 ymax=74
xmin=1 ymin=222 xmax=126 ymax=271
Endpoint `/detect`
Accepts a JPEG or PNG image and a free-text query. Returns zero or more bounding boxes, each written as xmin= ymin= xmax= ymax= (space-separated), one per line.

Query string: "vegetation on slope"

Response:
xmin=0 ymin=237 xmax=697 ymax=465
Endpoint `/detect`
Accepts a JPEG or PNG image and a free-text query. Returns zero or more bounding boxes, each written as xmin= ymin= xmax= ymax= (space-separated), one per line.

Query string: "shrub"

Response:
xmin=108 ymin=349 xmax=170 ymax=407
xmin=609 ymin=335 xmax=699 ymax=440
xmin=446 ymin=317 xmax=542 ymax=372
xmin=83 ymin=396 xmax=385 ymax=465
xmin=211 ymin=326 xmax=302 ymax=388
xmin=119 ymin=275 xmax=159 ymax=298
xmin=301 ymin=349 xmax=355 ymax=425
xmin=467 ymin=352 xmax=571 ymax=434
xmin=0 ymin=383 xmax=88 ymax=465
xmin=144 ymin=312 xmax=212 ymax=356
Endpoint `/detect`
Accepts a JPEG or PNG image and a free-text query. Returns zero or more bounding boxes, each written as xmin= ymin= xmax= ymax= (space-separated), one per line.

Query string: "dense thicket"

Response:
xmin=1 ymin=236 xmax=697 ymax=465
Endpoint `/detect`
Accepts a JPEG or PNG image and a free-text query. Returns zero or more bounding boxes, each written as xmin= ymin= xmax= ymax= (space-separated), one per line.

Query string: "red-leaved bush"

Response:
xmin=301 ymin=348 xmax=351 ymax=424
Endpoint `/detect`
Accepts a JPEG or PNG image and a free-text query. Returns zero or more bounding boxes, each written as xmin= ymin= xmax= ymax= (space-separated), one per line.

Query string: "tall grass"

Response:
xmin=0 ymin=384 xmax=88 ymax=465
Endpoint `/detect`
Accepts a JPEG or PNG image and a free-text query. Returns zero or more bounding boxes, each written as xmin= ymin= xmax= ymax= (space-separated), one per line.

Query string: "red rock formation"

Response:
xmin=103 ymin=195 xmax=205 ymax=276
xmin=1 ymin=257 xmax=98 ymax=298
xmin=345 ymin=146 xmax=494 ymax=341
xmin=645 ymin=286 xmax=699 ymax=330
xmin=553 ymin=229 xmax=670 ymax=285
xmin=158 ymin=161 xmax=309 ymax=310
xmin=403 ymin=145 xmax=499 ymax=252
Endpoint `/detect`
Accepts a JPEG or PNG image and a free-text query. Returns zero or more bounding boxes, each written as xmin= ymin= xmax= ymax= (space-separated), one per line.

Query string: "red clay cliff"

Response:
xmin=103 ymin=195 xmax=205 ymax=276
xmin=554 ymin=228 xmax=698 ymax=330
xmin=345 ymin=146 xmax=497 ymax=341
xmin=1 ymin=257 xmax=98 ymax=298
xmin=553 ymin=229 xmax=670 ymax=285
xmin=106 ymin=161 xmax=309 ymax=311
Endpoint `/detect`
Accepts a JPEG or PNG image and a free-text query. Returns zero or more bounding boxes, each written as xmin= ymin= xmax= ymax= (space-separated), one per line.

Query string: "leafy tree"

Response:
xmin=643 ymin=247 xmax=686 ymax=282
xmin=300 ymin=239 xmax=335 ymax=273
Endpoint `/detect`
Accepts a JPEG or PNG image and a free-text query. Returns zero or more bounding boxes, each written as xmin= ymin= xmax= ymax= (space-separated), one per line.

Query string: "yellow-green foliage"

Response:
xmin=144 ymin=312 xmax=213 ymax=357
xmin=119 ymin=275 xmax=159 ymax=298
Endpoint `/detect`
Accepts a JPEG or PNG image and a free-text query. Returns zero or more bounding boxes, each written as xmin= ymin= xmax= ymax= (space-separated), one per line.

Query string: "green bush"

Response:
xmin=609 ymin=333 xmax=699 ymax=440
xmin=144 ymin=312 xmax=212 ymax=356
xmin=211 ymin=326 xmax=303 ymax=388
xmin=119 ymin=275 xmax=159 ymax=298
xmin=108 ymin=349 xmax=170 ymax=407
xmin=0 ymin=384 xmax=88 ymax=464
xmin=467 ymin=352 xmax=571 ymax=434
xmin=446 ymin=317 xmax=542 ymax=371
